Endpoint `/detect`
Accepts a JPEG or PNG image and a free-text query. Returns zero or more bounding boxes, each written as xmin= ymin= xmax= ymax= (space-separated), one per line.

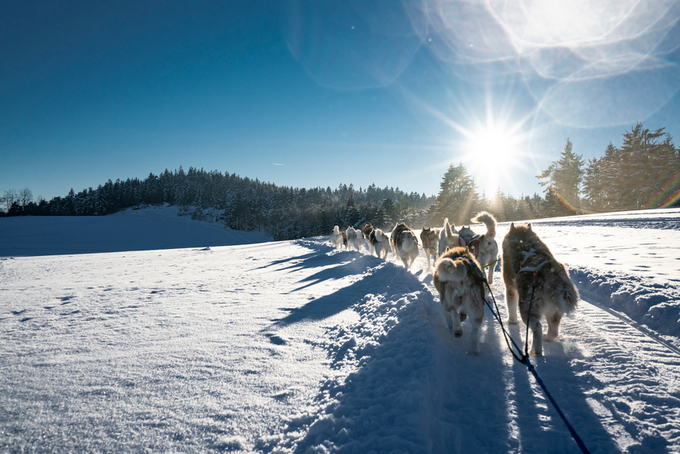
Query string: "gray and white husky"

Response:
xmin=433 ymin=246 xmax=486 ymax=355
xmin=502 ymin=223 xmax=579 ymax=356
xmin=420 ymin=227 xmax=441 ymax=268
xmin=330 ymin=225 xmax=344 ymax=249
xmin=346 ymin=226 xmax=364 ymax=252
xmin=390 ymin=223 xmax=419 ymax=269
xmin=370 ymin=228 xmax=391 ymax=259
xmin=458 ymin=211 xmax=499 ymax=284
xmin=438 ymin=218 xmax=460 ymax=257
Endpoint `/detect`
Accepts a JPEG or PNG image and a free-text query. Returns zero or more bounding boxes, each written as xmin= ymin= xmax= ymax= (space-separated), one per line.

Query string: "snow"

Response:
xmin=1 ymin=206 xmax=680 ymax=453
xmin=0 ymin=204 xmax=272 ymax=256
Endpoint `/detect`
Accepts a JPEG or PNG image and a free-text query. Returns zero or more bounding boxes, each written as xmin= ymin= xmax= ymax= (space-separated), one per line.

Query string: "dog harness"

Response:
xmin=460 ymin=234 xmax=482 ymax=258
xmin=518 ymin=248 xmax=549 ymax=284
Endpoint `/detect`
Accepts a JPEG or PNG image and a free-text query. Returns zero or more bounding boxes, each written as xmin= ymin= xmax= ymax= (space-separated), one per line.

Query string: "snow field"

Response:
xmin=1 ymin=207 xmax=680 ymax=453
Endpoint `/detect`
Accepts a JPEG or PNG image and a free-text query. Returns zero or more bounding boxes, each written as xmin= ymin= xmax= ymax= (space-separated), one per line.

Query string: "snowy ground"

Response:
xmin=0 ymin=205 xmax=271 ymax=256
xmin=1 ymin=207 xmax=679 ymax=453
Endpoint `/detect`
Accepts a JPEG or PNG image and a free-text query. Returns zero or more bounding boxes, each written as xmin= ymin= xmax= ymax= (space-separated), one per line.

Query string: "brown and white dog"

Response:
xmin=390 ymin=223 xmax=419 ymax=269
xmin=370 ymin=228 xmax=391 ymax=259
xmin=502 ymin=223 xmax=579 ymax=356
xmin=330 ymin=225 xmax=344 ymax=249
xmin=458 ymin=211 xmax=499 ymax=284
xmin=363 ymin=223 xmax=375 ymax=254
xmin=420 ymin=227 xmax=441 ymax=268
xmin=438 ymin=218 xmax=460 ymax=257
xmin=433 ymin=246 xmax=486 ymax=355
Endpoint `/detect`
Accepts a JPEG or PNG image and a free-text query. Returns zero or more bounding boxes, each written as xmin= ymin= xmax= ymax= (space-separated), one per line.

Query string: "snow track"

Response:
xmin=272 ymin=235 xmax=680 ymax=454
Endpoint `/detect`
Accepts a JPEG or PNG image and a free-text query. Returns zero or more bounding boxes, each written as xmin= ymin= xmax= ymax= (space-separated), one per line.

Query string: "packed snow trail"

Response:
xmin=264 ymin=235 xmax=680 ymax=454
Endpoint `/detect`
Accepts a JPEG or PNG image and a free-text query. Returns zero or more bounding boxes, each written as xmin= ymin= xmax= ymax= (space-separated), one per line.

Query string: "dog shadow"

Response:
xmin=264 ymin=242 xmax=392 ymax=330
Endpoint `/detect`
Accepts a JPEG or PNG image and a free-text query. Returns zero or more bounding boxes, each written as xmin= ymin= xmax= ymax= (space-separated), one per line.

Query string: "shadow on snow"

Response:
xmin=261 ymin=238 xmax=623 ymax=454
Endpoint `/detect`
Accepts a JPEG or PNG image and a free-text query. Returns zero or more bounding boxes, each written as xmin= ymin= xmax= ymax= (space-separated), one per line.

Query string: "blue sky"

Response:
xmin=2 ymin=0 xmax=680 ymax=202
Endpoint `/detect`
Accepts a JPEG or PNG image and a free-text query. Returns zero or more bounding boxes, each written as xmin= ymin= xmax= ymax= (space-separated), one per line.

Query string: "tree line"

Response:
xmin=0 ymin=167 xmax=434 ymax=240
xmin=539 ymin=122 xmax=680 ymax=213
xmin=3 ymin=122 xmax=678 ymax=239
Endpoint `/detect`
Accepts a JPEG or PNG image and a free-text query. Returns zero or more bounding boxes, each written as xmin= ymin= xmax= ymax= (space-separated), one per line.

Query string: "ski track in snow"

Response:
xmin=1 ymin=207 xmax=680 ymax=453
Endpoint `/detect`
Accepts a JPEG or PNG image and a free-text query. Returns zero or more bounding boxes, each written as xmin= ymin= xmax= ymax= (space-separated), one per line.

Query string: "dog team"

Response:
xmin=329 ymin=211 xmax=579 ymax=356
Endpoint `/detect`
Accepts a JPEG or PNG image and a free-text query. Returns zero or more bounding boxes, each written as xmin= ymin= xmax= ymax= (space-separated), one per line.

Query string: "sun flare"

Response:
xmin=460 ymin=121 xmax=527 ymax=197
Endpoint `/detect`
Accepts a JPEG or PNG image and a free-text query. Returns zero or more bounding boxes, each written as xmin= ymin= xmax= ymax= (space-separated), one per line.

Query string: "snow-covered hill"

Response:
xmin=1 ymin=208 xmax=679 ymax=453
xmin=0 ymin=205 xmax=272 ymax=256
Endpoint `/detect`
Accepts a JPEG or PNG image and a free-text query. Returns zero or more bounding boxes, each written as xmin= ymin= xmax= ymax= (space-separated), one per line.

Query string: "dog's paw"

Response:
xmin=543 ymin=334 xmax=558 ymax=342
xmin=453 ymin=329 xmax=463 ymax=338
xmin=507 ymin=318 xmax=519 ymax=325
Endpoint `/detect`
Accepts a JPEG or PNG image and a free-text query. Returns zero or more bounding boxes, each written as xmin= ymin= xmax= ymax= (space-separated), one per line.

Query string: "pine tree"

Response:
xmin=433 ymin=163 xmax=480 ymax=225
xmin=537 ymin=138 xmax=584 ymax=214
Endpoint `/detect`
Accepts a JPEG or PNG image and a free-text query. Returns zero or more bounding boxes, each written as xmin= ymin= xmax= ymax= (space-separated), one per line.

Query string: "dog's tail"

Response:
xmin=472 ymin=211 xmax=497 ymax=238
xmin=559 ymin=285 xmax=579 ymax=314
xmin=436 ymin=257 xmax=467 ymax=282
xmin=556 ymin=264 xmax=579 ymax=314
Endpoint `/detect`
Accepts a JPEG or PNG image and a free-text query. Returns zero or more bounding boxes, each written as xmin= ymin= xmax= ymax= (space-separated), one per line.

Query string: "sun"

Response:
xmin=459 ymin=119 xmax=527 ymax=197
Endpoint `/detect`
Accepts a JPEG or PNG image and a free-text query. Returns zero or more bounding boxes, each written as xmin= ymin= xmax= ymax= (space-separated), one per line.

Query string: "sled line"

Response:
xmin=483 ymin=281 xmax=592 ymax=454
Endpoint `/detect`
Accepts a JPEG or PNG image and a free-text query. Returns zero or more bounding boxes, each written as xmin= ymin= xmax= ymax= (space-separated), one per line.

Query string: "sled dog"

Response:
xmin=390 ymin=223 xmax=419 ymax=269
xmin=438 ymin=218 xmax=460 ymax=257
xmin=420 ymin=227 xmax=441 ymax=268
xmin=370 ymin=228 xmax=391 ymax=259
xmin=363 ymin=224 xmax=375 ymax=254
xmin=346 ymin=226 xmax=364 ymax=252
xmin=330 ymin=226 xmax=344 ymax=249
xmin=433 ymin=246 xmax=486 ymax=355
xmin=502 ymin=223 xmax=579 ymax=356
xmin=457 ymin=212 xmax=499 ymax=284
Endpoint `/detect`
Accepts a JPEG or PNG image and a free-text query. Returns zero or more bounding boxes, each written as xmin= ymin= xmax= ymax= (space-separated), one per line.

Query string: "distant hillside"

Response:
xmin=0 ymin=205 xmax=271 ymax=257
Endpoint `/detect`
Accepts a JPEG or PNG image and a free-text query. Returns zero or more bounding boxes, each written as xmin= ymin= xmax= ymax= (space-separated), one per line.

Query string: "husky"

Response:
xmin=330 ymin=226 xmax=344 ymax=249
xmin=363 ymin=223 xmax=375 ymax=254
xmin=370 ymin=228 xmax=391 ymax=259
xmin=346 ymin=226 xmax=364 ymax=252
xmin=420 ymin=227 xmax=441 ymax=268
xmin=433 ymin=246 xmax=486 ymax=355
xmin=390 ymin=223 xmax=419 ymax=269
xmin=457 ymin=212 xmax=499 ymax=284
xmin=438 ymin=218 xmax=460 ymax=257
xmin=502 ymin=223 xmax=579 ymax=356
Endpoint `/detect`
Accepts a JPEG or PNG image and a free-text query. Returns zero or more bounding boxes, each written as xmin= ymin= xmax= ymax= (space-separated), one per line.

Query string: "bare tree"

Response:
xmin=2 ymin=189 xmax=17 ymax=212
xmin=18 ymin=187 xmax=33 ymax=208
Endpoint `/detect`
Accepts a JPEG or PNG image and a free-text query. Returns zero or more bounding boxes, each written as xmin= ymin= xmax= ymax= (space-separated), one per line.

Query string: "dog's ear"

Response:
xmin=509 ymin=223 xmax=515 ymax=231
xmin=527 ymin=223 xmax=532 ymax=231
